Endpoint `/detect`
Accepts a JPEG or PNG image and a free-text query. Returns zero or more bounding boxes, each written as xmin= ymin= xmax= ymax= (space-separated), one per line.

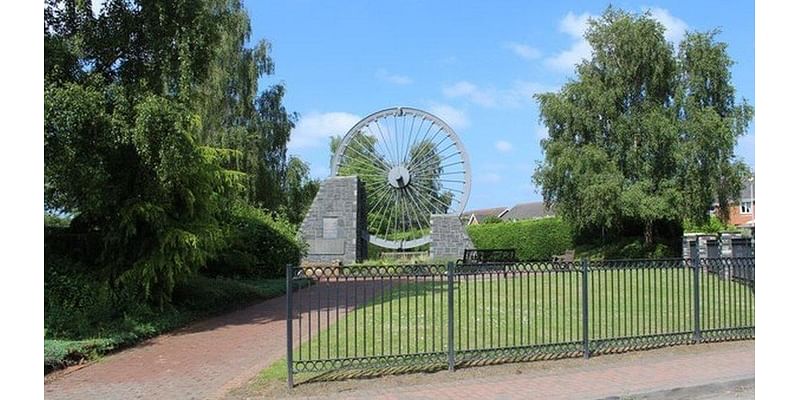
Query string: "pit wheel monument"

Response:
xmin=299 ymin=107 xmax=474 ymax=264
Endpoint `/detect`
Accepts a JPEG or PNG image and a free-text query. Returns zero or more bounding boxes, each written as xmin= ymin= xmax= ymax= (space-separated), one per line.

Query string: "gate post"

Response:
xmin=286 ymin=264 xmax=294 ymax=389
xmin=447 ymin=261 xmax=455 ymax=372
xmin=581 ymin=258 xmax=590 ymax=359
xmin=692 ymin=258 xmax=702 ymax=343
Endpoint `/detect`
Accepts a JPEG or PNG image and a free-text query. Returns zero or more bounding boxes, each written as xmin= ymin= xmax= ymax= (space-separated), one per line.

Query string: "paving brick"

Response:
xmin=44 ymin=282 xmax=377 ymax=400
xmin=299 ymin=341 xmax=754 ymax=400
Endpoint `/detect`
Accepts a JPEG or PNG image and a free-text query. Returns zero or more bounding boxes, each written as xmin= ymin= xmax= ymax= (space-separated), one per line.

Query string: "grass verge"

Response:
xmin=291 ymin=268 xmax=753 ymax=372
xmin=45 ymin=275 xmax=308 ymax=374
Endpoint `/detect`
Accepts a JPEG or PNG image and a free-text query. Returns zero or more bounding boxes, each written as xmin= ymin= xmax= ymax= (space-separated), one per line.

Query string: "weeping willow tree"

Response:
xmin=194 ymin=1 xmax=301 ymax=213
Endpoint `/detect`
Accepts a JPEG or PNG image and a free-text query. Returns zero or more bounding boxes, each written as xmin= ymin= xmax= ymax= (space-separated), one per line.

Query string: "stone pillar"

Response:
xmin=682 ymin=234 xmax=698 ymax=260
xmin=719 ymin=233 xmax=734 ymax=279
xmin=697 ymin=235 xmax=714 ymax=260
xmin=430 ymin=214 xmax=474 ymax=260
xmin=720 ymin=233 xmax=733 ymax=258
xmin=298 ymin=176 xmax=366 ymax=265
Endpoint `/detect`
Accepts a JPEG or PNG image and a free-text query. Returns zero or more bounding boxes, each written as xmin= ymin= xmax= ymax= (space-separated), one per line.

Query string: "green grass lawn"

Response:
xmin=293 ymin=267 xmax=754 ymax=367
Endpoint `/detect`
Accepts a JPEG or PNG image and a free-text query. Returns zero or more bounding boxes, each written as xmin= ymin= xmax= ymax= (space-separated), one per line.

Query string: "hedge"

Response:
xmin=466 ymin=217 xmax=573 ymax=260
xmin=205 ymin=202 xmax=302 ymax=278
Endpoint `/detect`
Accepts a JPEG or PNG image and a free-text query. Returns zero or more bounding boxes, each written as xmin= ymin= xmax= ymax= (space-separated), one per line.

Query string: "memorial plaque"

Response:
xmin=323 ymin=217 xmax=338 ymax=239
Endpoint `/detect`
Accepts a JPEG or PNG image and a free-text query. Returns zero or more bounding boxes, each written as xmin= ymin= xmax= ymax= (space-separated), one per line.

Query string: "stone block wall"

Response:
xmin=430 ymin=214 xmax=474 ymax=260
xmin=299 ymin=176 xmax=366 ymax=265
xmin=683 ymin=232 xmax=753 ymax=261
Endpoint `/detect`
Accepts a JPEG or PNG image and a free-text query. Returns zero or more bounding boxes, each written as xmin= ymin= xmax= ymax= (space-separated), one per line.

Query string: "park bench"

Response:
xmin=460 ymin=249 xmax=517 ymax=273
xmin=552 ymin=249 xmax=575 ymax=262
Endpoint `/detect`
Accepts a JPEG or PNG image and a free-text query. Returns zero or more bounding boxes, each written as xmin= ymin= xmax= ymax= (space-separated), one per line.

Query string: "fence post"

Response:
xmin=286 ymin=264 xmax=294 ymax=389
xmin=581 ymin=258 xmax=590 ymax=359
xmin=447 ymin=261 xmax=455 ymax=372
xmin=692 ymin=258 xmax=702 ymax=343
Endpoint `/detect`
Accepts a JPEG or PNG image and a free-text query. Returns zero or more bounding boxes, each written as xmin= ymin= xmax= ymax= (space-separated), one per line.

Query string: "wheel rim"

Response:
xmin=331 ymin=107 xmax=471 ymax=250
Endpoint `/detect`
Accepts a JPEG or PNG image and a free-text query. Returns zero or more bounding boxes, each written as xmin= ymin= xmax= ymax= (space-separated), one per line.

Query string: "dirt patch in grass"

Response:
xmin=226 ymin=340 xmax=754 ymax=399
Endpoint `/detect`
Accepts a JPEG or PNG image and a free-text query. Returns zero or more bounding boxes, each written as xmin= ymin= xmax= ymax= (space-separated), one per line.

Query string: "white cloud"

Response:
xmin=443 ymin=81 xmax=496 ymax=107
xmin=545 ymin=12 xmax=595 ymax=71
xmin=504 ymin=42 xmax=542 ymax=60
xmin=546 ymin=8 xmax=690 ymax=71
xmin=646 ymin=7 xmax=689 ymax=44
xmin=289 ymin=112 xmax=361 ymax=151
xmin=428 ymin=104 xmax=470 ymax=130
xmin=442 ymin=80 xmax=551 ymax=109
xmin=375 ymin=69 xmax=413 ymax=85
xmin=560 ymin=11 xmax=593 ymax=38
xmin=546 ymin=40 xmax=593 ymax=71
xmin=495 ymin=140 xmax=513 ymax=152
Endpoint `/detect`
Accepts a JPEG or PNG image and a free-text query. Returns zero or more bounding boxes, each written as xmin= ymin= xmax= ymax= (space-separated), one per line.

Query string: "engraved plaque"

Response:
xmin=323 ymin=217 xmax=338 ymax=239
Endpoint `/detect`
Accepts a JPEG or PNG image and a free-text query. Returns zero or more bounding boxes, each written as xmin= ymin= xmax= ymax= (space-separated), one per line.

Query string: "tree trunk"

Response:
xmin=644 ymin=220 xmax=654 ymax=246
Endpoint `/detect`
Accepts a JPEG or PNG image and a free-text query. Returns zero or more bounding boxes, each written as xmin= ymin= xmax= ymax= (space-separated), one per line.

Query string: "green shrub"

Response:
xmin=683 ymin=215 xmax=739 ymax=234
xmin=207 ymin=202 xmax=302 ymax=278
xmin=44 ymin=213 xmax=71 ymax=228
xmin=575 ymin=236 xmax=680 ymax=259
xmin=466 ymin=218 xmax=574 ymax=260
xmin=44 ymin=270 xmax=300 ymax=372
xmin=481 ymin=216 xmax=503 ymax=224
xmin=44 ymin=255 xmax=117 ymax=339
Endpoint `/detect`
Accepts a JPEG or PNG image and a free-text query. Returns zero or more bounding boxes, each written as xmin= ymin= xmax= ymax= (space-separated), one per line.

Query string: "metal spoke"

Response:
xmin=407 ymin=181 xmax=452 ymax=215
xmin=351 ymin=133 xmax=393 ymax=171
xmin=365 ymin=124 xmax=397 ymax=167
xmin=341 ymin=141 xmax=390 ymax=174
xmin=407 ymin=127 xmax=444 ymax=168
xmin=331 ymin=107 xmax=471 ymax=249
xmin=408 ymin=141 xmax=457 ymax=172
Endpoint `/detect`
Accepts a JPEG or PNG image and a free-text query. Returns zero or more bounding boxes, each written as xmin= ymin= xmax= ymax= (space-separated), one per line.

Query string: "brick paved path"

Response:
xmin=44 ymin=281 xmax=377 ymax=400
xmin=301 ymin=341 xmax=754 ymax=400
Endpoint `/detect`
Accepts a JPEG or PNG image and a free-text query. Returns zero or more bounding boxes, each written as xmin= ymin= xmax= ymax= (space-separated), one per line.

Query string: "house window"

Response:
xmin=740 ymin=201 xmax=752 ymax=214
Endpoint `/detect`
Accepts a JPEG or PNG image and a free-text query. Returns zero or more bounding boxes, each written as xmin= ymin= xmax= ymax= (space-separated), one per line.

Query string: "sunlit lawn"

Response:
xmin=293 ymin=267 xmax=754 ymax=363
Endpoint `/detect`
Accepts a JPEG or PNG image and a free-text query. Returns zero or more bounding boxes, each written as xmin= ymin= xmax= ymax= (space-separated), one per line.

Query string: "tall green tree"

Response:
xmin=43 ymin=0 xmax=293 ymax=302
xmin=280 ymin=156 xmax=320 ymax=225
xmin=195 ymin=4 xmax=298 ymax=212
xmin=533 ymin=7 xmax=752 ymax=244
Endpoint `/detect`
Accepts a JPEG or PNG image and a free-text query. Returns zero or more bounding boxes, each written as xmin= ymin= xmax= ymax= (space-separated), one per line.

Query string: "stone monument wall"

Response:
xmin=429 ymin=214 xmax=474 ymax=260
xmin=299 ymin=176 xmax=366 ymax=265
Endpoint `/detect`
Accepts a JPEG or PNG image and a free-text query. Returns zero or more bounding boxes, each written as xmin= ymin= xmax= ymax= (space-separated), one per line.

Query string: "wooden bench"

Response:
xmin=462 ymin=248 xmax=516 ymax=264
xmin=461 ymin=249 xmax=516 ymax=273
xmin=552 ymin=249 xmax=575 ymax=262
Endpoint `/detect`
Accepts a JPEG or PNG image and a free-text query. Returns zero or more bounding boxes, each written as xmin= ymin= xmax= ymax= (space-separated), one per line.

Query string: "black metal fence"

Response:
xmin=286 ymin=257 xmax=755 ymax=387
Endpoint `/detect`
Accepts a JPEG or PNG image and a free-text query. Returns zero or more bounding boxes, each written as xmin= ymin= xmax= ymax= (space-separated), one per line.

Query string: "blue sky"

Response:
xmin=245 ymin=0 xmax=755 ymax=211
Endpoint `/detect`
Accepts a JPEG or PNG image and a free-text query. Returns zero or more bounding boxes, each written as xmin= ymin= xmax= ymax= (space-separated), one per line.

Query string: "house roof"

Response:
xmin=501 ymin=201 xmax=554 ymax=221
xmin=710 ymin=175 xmax=755 ymax=206
xmin=461 ymin=206 xmax=509 ymax=223
xmin=740 ymin=177 xmax=755 ymax=202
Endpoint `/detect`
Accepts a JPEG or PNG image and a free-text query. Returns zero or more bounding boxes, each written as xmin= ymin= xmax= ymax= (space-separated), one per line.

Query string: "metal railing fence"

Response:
xmin=286 ymin=257 xmax=754 ymax=387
